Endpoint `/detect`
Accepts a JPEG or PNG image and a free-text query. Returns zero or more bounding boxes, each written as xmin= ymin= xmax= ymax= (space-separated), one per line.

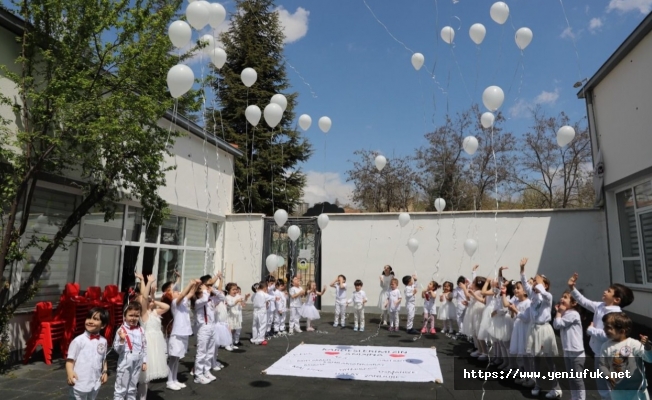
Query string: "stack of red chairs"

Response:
xmin=22 ymin=302 xmax=66 ymax=365
xmin=101 ymin=284 xmax=124 ymax=345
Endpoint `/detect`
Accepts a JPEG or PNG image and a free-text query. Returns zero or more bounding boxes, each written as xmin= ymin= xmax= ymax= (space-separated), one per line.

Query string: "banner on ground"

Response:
xmin=264 ymin=344 xmax=443 ymax=383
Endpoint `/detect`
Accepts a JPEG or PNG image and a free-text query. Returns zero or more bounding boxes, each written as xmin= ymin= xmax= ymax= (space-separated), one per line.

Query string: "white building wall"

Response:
xmin=592 ymin=32 xmax=652 ymax=186
xmin=222 ymin=214 xmax=265 ymax=287
xmin=319 ymin=210 xmax=608 ymax=311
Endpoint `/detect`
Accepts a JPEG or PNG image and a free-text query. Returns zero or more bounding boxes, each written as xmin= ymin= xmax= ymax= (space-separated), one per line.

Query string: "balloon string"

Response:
xmin=558 ymin=0 xmax=584 ymax=82
xmin=449 ymin=46 xmax=473 ymax=104
xmin=361 ymin=0 xmax=413 ymax=53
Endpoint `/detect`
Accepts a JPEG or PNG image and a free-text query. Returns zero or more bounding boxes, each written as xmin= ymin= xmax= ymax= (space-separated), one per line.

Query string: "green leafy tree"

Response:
xmin=208 ymin=0 xmax=312 ymax=215
xmin=0 ymin=0 xmax=189 ymax=362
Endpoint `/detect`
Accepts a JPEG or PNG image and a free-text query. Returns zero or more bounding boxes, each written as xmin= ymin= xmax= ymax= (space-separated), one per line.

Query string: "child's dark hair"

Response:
xmin=382 ymin=265 xmax=394 ymax=275
xmin=162 ymin=281 xmax=174 ymax=293
xmin=561 ymin=290 xmax=582 ymax=313
xmin=514 ymin=281 xmax=528 ymax=298
xmin=251 ymin=282 xmax=260 ymax=292
xmin=430 ymin=280 xmax=440 ymax=290
xmin=603 ymin=312 xmax=632 ymax=336
xmin=200 ymin=275 xmax=212 ymax=284
xmin=456 ymin=275 xmax=466 ymax=285
xmin=611 ymin=284 xmax=634 ymax=308
xmin=88 ymin=307 xmax=110 ymax=328
xmin=124 ymin=301 xmax=142 ymax=316
xmin=402 ymin=275 xmax=413 ymax=286
xmin=354 ymin=280 xmax=363 ymax=287
xmin=276 ymin=279 xmax=285 ymax=287
xmin=503 ymin=280 xmax=515 ymax=298
xmin=473 ymin=276 xmax=486 ymax=290
xmin=266 ymin=275 xmax=276 ymax=283
xmin=338 ymin=274 xmax=346 ymax=282
xmin=443 ymin=281 xmax=453 ymax=292
xmin=258 ymin=280 xmax=267 ymax=289
xmin=225 ymin=282 xmax=236 ymax=293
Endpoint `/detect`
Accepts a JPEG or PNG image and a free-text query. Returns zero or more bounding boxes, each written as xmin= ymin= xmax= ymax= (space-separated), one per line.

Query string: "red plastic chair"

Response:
xmin=85 ymin=286 xmax=102 ymax=302
xmin=23 ymin=302 xmax=66 ymax=365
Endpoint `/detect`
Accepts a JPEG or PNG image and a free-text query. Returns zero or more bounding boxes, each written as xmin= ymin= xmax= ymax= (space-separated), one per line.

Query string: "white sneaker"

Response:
xmin=194 ymin=375 xmax=211 ymax=385
xmin=545 ymin=390 xmax=562 ymax=399
xmin=470 ymin=350 xmax=480 ymax=357
xmin=189 ymin=370 xmax=194 ymax=376
xmin=175 ymin=381 xmax=186 ymax=388
xmin=204 ymin=372 xmax=216 ymax=382
xmin=166 ymin=382 xmax=181 ymax=391
xmin=333 ymin=323 xmax=338 ymax=327
xmin=225 ymin=345 xmax=234 ymax=351
xmin=231 ymin=345 xmax=239 ymax=349
xmin=478 ymin=354 xmax=488 ymax=361
xmin=295 ymin=328 xmax=302 ymax=333
xmin=531 ymin=386 xmax=541 ymax=396
xmin=212 ymin=365 xmax=222 ymax=371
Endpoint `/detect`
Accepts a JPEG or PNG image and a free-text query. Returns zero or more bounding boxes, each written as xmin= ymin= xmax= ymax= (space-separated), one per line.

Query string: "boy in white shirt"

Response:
xmin=348 ymin=280 xmax=368 ymax=332
xmin=288 ymin=276 xmax=304 ymax=333
xmin=274 ymin=279 xmax=288 ymax=334
xmin=402 ymin=274 xmax=418 ymax=334
xmin=331 ymin=275 xmax=348 ymax=327
xmin=251 ymin=281 xmax=278 ymax=345
xmin=114 ymin=302 xmax=147 ymax=399
xmin=384 ymin=278 xmax=402 ymax=331
xmin=167 ymin=279 xmax=199 ymax=391
xmin=266 ymin=275 xmax=277 ymax=338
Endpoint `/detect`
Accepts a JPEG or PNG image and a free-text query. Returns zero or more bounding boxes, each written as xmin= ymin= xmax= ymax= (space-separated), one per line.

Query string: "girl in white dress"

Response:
xmin=507 ymin=280 xmax=532 ymax=385
xmin=135 ymin=274 xmax=170 ymax=400
xmin=300 ymin=281 xmax=327 ymax=331
xmin=437 ymin=281 xmax=456 ymax=334
xmin=490 ymin=271 xmax=515 ymax=370
xmin=476 ymin=278 xmax=497 ymax=361
xmin=226 ymin=283 xmax=249 ymax=346
xmin=461 ymin=276 xmax=487 ymax=358
xmin=378 ymin=265 xmax=394 ymax=326
xmin=421 ymin=281 xmax=438 ymax=334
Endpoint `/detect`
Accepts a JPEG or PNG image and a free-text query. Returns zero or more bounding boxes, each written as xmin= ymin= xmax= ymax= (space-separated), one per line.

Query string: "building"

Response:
xmin=578 ymin=11 xmax=652 ymax=325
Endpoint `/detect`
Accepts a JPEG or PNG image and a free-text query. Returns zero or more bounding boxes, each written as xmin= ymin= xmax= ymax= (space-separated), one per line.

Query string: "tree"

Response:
xmin=0 ymin=0 xmax=186 ymax=362
xmin=345 ymin=150 xmax=420 ymax=212
xmin=515 ymin=108 xmax=593 ymax=208
xmin=208 ymin=0 xmax=312 ymax=216
xmin=415 ymin=105 xmax=516 ymax=211
xmin=303 ymin=202 xmax=344 ymax=216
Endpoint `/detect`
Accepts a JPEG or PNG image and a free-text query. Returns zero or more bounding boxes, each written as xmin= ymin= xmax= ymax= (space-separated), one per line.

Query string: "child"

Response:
xmin=569 ymin=273 xmax=634 ymax=400
xmin=490 ymin=272 xmax=514 ymax=370
xmin=134 ymin=275 xmax=170 ymax=400
xmin=598 ymin=312 xmax=652 ymax=400
xmin=520 ymin=257 xmax=561 ymax=398
xmin=114 ymin=302 xmax=147 ymax=399
xmin=453 ymin=264 xmax=478 ymax=337
xmin=251 ymin=281 xmax=277 ymax=344
xmin=274 ymin=279 xmax=288 ymax=334
xmin=192 ymin=282 xmax=216 ymax=385
xmin=66 ymin=307 xmax=109 ymax=400
xmin=438 ymin=281 xmax=456 ymax=334
xmin=461 ymin=276 xmax=486 ymax=357
xmin=421 ymin=281 xmax=438 ymax=335
xmin=226 ymin=283 xmax=249 ymax=346
xmin=507 ymin=280 xmax=531 ymax=386
xmin=211 ymin=275 xmax=234 ymax=354
xmin=266 ymin=275 xmax=278 ymax=338
xmin=331 ymin=275 xmax=347 ymax=327
xmin=160 ymin=271 xmax=181 ymax=337
xmin=384 ymin=278 xmax=402 ymax=331
xmin=300 ymin=281 xmax=327 ymax=331
xmin=402 ymin=275 xmax=418 ymax=334
xmin=166 ymin=278 xmax=198 ymax=391
xmin=553 ymin=290 xmax=585 ymax=400
xmin=288 ymin=276 xmax=305 ymax=333
xmin=349 ymin=280 xmax=368 ymax=332
xmin=378 ymin=265 xmax=394 ymax=325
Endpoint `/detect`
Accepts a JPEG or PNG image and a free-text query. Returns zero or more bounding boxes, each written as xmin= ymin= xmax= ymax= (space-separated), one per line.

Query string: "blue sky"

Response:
xmin=187 ymin=0 xmax=652 ymax=206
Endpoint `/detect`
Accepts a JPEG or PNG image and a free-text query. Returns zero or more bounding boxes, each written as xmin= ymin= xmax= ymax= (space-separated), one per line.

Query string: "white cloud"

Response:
xmin=276 ymin=6 xmax=309 ymax=44
xmin=589 ymin=17 xmax=604 ymax=33
xmin=509 ymin=89 xmax=560 ymax=118
xmin=509 ymin=99 xmax=533 ymax=118
xmin=560 ymin=27 xmax=575 ymax=39
xmin=535 ymin=89 xmax=560 ymax=105
xmin=301 ymin=171 xmax=354 ymax=206
xmin=607 ymin=0 xmax=652 ymax=14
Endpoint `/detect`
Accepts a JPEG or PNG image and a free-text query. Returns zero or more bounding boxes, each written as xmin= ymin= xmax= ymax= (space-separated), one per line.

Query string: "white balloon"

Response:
xmin=482 ymin=86 xmax=505 ymax=112
xmin=270 ymin=94 xmax=287 ymax=112
xmin=200 ymin=34 xmax=215 ymax=54
xmin=469 ymin=23 xmax=486 ymax=45
xmin=276 ymin=255 xmax=285 ymax=268
xmin=241 ymin=67 xmax=257 ymax=87
xmin=411 ymin=53 xmax=424 ymax=71
xmin=556 ymin=125 xmax=576 ymax=147
xmin=441 ymin=26 xmax=455 ymax=44
xmin=434 ymin=198 xmax=446 ymax=213
xmin=490 ymin=2 xmax=510 ymax=25
xmin=209 ymin=48 xmax=227 ymax=69
xmin=162 ymin=249 xmax=173 ymax=262
xmin=186 ymin=1 xmax=210 ymax=30
xmin=298 ymin=114 xmax=312 ymax=131
xmin=318 ymin=214 xmax=329 ymax=230
xmin=287 ymin=225 xmax=301 ymax=242
xmin=265 ymin=254 xmax=278 ymax=273
xmin=481 ymin=112 xmax=495 ymax=129
xmin=464 ymin=238 xmax=478 ymax=257
xmin=463 ymin=136 xmax=479 ymax=156
xmin=274 ymin=209 xmax=288 ymax=227
xmin=208 ymin=3 xmax=226 ymax=29
xmin=168 ymin=20 xmax=192 ymax=49
xmin=515 ymin=27 xmax=533 ymax=50
xmin=407 ymin=238 xmax=419 ymax=254
xmin=375 ymin=155 xmax=387 ymax=172
xmin=264 ymin=103 xmax=283 ymax=128
xmin=245 ymin=105 xmax=261 ymax=126
xmin=167 ymin=64 xmax=194 ymax=98
xmin=318 ymin=116 xmax=331 ymax=133
xmin=398 ymin=213 xmax=410 ymax=228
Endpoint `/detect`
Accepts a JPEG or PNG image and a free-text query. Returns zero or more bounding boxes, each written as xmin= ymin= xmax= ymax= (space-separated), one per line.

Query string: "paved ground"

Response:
xmin=0 ymin=311 xmax=636 ymax=400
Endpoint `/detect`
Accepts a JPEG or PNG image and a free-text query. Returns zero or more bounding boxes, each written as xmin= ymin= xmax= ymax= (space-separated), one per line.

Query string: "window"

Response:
xmin=78 ymin=244 xmax=121 ymax=289
xmin=83 ymin=204 xmax=125 ymax=241
xmin=157 ymin=249 xmax=183 ymax=285
xmin=615 ymin=180 xmax=652 ymax=285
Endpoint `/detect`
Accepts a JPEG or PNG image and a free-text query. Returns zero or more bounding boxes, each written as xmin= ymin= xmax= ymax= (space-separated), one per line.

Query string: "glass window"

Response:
xmin=184 ymin=250 xmax=207 ymax=282
xmin=209 ymin=222 xmax=219 ymax=249
xmin=125 ymin=207 xmax=144 ymax=242
xmin=82 ymin=204 xmax=124 ymax=241
xmin=185 ymin=218 xmax=207 ymax=247
xmin=78 ymin=243 xmax=121 ymax=289
xmin=157 ymin=249 xmax=183 ymax=285
xmin=161 ymin=216 xmax=185 ymax=246
xmin=635 ymin=181 xmax=652 ymax=209
xmin=640 ymin=212 xmax=652 ymax=283
xmin=623 ymin=260 xmax=644 ymax=284
xmin=145 ymin=222 xmax=158 ymax=244
xmin=616 ymin=189 xmax=639 ymax=257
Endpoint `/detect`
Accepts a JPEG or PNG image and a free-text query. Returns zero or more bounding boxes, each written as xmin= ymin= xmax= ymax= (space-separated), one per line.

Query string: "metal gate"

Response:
xmin=261 ymin=217 xmax=322 ymax=308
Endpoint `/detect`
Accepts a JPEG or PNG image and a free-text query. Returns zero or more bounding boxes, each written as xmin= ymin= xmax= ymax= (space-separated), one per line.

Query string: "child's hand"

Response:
xmin=500 ymin=287 xmax=506 ymax=296
xmin=589 ymin=322 xmax=594 ymax=329
xmin=118 ymin=328 xmax=127 ymax=342
xmin=462 ymin=300 xmax=468 ymax=306
xmin=67 ymin=372 xmax=78 ymax=386
xmin=640 ymin=335 xmax=650 ymax=349
xmin=245 ymin=293 xmax=251 ymax=300
xmin=142 ymin=363 xmax=147 ymax=372
xmin=473 ymin=264 xmax=479 ymax=271
xmin=520 ymin=257 xmax=528 ymax=273
xmin=146 ymin=274 xmax=154 ymax=283
xmin=101 ymin=371 xmax=107 ymax=384
xmin=439 ymin=295 xmax=444 ymax=302
xmin=499 ymin=266 xmax=508 ymax=272
xmin=491 ymin=311 xmax=497 ymax=317
xmin=135 ymin=272 xmax=144 ymax=281
xmin=568 ymin=273 xmax=578 ymax=289
xmin=534 ymin=275 xmax=544 ymax=285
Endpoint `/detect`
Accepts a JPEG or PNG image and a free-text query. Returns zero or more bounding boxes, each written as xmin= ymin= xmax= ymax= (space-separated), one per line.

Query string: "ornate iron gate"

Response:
xmin=262 ymin=217 xmax=322 ymax=308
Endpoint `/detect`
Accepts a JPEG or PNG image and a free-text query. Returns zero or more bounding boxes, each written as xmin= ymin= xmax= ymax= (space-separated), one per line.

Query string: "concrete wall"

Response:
xmin=222 ymin=214 xmax=265 ymax=287
xmin=591 ymin=32 xmax=652 ymax=186
xmin=319 ymin=210 xmax=609 ymax=312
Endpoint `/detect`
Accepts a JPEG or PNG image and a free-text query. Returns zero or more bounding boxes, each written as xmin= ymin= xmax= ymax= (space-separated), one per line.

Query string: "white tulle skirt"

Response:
xmin=139 ymin=313 xmax=168 ymax=382
xmin=300 ymin=304 xmax=320 ymax=320
xmin=489 ymin=313 xmax=514 ymax=342
xmin=509 ymin=319 xmax=529 ymax=355
xmin=462 ymin=301 xmax=484 ymax=337
xmin=213 ymin=322 xmax=233 ymax=347
xmin=477 ymin=302 xmax=495 ymax=341
xmin=437 ymin=302 xmax=455 ymax=320
xmin=526 ymin=323 xmax=558 ymax=356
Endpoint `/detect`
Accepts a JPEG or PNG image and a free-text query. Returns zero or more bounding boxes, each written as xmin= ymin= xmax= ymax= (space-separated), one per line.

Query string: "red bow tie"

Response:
xmin=90 ymin=334 xmax=100 ymax=340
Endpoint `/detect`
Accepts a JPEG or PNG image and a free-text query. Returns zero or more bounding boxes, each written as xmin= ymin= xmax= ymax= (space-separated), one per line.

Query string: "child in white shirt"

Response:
xmin=348 ymin=280 xmax=368 ymax=332
xmin=384 ymin=278 xmax=402 ymax=331
xmin=266 ymin=275 xmax=277 ymax=338
xmin=402 ymin=275 xmax=418 ymax=334
xmin=331 ymin=275 xmax=348 ymax=327
xmin=66 ymin=307 xmax=109 ymax=400
xmin=553 ymin=291 xmax=585 ymax=400
xmin=166 ymin=279 xmax=199 ymax=391
xmin=274 ymin=279 xmax=288 ymax=333
xmin=251 ymin=281 xmax=277 ymax=345
xmin=114 ymin=302 xmax=147 ymax=399
xmin=288 ymin=276 xmax=305 ymax=333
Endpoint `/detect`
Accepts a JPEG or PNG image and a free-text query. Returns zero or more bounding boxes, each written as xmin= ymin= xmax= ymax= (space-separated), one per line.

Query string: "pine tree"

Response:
xmin=209 ymin=0 xmax=312 ymax=215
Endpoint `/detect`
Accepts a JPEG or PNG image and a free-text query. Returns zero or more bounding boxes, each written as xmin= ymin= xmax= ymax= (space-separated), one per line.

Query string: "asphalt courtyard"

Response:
xmin=0 ymin=311 xmax=623 ymax=400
